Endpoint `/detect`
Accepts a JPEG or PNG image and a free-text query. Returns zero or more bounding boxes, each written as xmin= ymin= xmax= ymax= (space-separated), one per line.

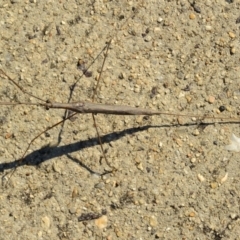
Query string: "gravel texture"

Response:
xmin=0 ymin=0 xmax=240 ymax=239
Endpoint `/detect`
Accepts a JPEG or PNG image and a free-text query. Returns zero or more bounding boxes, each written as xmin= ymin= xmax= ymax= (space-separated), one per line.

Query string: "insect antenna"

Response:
xmin=0 ymin=69 xmax=45 ymax=103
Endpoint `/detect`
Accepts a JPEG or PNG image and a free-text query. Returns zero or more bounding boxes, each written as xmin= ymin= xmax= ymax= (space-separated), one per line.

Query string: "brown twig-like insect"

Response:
xmin=1 ymin=66 xmax=240 ymax=180
xmin=3 ymin=94 xmax=240 ymax=120
xmin=1 ymin=9 xmax=240 ymax=184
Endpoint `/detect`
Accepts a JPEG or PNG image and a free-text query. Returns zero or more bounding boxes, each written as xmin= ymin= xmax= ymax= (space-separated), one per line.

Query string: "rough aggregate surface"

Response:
xmin=0 ymin=1 xmax=240 ymax=239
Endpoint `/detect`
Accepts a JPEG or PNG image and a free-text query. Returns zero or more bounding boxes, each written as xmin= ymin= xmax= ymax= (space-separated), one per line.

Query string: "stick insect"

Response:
xmin=1 ymin=14 xmax=240 ymax=186
xmin=1 ymin=65 xmax=240 ymax=183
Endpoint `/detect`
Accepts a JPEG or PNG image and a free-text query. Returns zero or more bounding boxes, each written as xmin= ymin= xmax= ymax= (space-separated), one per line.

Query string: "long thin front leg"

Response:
xmin=91 ymin=39 xmax=116 ymax=173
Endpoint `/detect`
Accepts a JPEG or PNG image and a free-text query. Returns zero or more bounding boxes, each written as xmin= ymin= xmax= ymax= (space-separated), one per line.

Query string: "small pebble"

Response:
xmin=5 ymin=133 xmax=12 ymax=139
xmin=52 ymin=161 xmax=61 ymax=174
xmin=189 ymin=13 xmax=196 ymax=20
xmin=230 ymin=47 xmax=236 ymax=54
xmin=149 ymin=215 xmax=158 ymax=227
xmin=197 ymin=173 xmax=205 ymax=182
xmin=177 ymin=117 xmax=184 ymax=125
xmin=189 ymin=211 xmax=196 ymax=217
xmin=205 ymin=25 xmax=212 ymax=31
xmin=26 ymin=77 xmax=32 ymax=84
xmin=208 ymin=96 xmax=215 ymax=104
xmin=94 ymin=182 xmax=105 ymax=189
xmin=157 ymin=17 xmax=163 ymax=23
xmin=191 ymin=157 xmax=196 ymax=163
xmin=226 ymin=106 xmax=232 ymax=112
xmin=192 ymin=129 xmax=200 ymax=136
xmin=95 ymin=215 xmax=108 ymax=229
xmin=138 ymin=198 xmax=145 ymax=205
xmin=219 ymin=106 xmax=226 ymax=112
xmin=41 ymin=216 xmax=51 ymax=229
xmin=175 ymin=138 xmax=182 ymax=146
xmin=193 ymin=5 xmax=201 ymax=13
xmin=230 ymin=213 xmax=237 ymax=219
xmin=210 ymin=182 xmax=218 ymax=189
xmin=220 ymin=172 xmax=228 ymax=184
xmin=191 ymin=117 xmax=197 ymax=121
xmin=134 ymin=85 xmax=141 ymax=93
xmin=228 ymin=31 xmax=236 ymax=38
xmin=135 ymin=156 xmax=141 ymax=164
xmin=185 ymin=95 xmax=192 ymax=103
xmin=147 ymin=226 xmax=152 ymax=231
xmin=144 ymin=35 xmax=152 ymax=42
xmin=68 ymin=204 xmax=77 ymax=214
xmin=137 ymin=162 xmax=144 ymax=171
xmin=72 ymin=187 xmax=79 ymax=198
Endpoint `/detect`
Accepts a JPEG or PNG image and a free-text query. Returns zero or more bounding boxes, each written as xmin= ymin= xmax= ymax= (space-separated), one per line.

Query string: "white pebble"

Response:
xmin=197 ymin=173 xmax=205 ymax=182
xmin=157 ymin=17 xmax=163 ymax=23
xmin=205 ymin=25 xmax=212 ymax=31
xmin=159 ymin=142 xmax=163 ymax=148
xmin=220 ymin=172 xmax=228 ymax=184
xmin=191 ymin=157 xmax=196 ymax=163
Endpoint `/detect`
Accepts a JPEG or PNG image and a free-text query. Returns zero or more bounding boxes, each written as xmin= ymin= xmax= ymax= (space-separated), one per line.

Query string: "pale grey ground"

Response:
xmin=0 ymin=0 xmax=240 ymax=239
